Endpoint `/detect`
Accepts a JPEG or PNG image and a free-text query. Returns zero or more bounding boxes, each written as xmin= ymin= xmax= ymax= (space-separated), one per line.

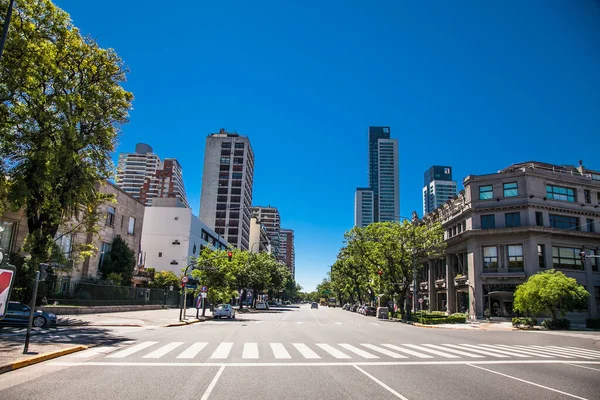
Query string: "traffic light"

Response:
xmin=227 ymin=251 xmax=232 ymax=262
xmin=580 ymin=251 xmax=586 ymax=263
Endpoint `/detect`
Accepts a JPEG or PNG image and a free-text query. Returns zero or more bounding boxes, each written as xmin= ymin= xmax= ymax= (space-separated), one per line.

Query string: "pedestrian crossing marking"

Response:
xmin=422 ymin=344 xmax=483 ymax=358
xmin=293 ymin=343 xmax=320 ymax=359
xmin=270 ymin=343 xmax=291 ymax=359
xmin=511 ymin=344 xmax=574 ymax=359
xmin=530 ymin=345 xmax=592 ymax=359
xmin=316 ymin=343 xmax=351 ymax=359
xmin=107 ymin=341 xmax=158 ymax=358
xmin=565 ymin=346 xmax=600 ymax=357
xmin=177 ymin=342 xmax=208 ymax=359
xmin=402 ymin=344 xmax=460 ymax=359
xmin=449 ymin=344 xmax=512 ymax=358
xmin=339 ymin=344 xmax=379 ymax=359
xmin=211 ymin=342 xmax=233 ymax=359
xmin=243 ymin=343 xmax=259 ymax=359
xmin=361 ymin=344 xmax=407 ymax=359
xmin=493 ymin=344 xmax=553 ymax=358
xmin=382 ymin=344 xmax=433 ymax=358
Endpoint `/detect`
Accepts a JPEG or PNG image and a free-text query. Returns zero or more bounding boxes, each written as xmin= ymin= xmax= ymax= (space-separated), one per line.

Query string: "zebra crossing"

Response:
xmin=69 ymin=341 xmax=600 ymax=363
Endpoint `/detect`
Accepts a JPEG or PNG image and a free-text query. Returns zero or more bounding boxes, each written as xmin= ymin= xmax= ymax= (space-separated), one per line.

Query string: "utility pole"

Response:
xmin=0 ymin=0 xmax=15 ymax=63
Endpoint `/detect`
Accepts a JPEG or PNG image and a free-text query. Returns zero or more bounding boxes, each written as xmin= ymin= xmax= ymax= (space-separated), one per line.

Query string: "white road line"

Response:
xmin=382 ymin=344 xmax=433 ymax=359
xmin=422 ymin=344 xmax=483 ymax=358
xmin=493 ymin=344 xmax=553 ymax=358
xmin=316 ymin=343 xmax=351 ymax=359
xmin=353 ymin=365 xmax=409 ymax=400
xmin=297 ymin=322 xmax=303 ymax=325
xmin=513 ymin=345 xmax=574 ymax=359
xmin=339 ymin=344 xmax=379 ymax=359
xmin=210 ymin=342 xmax=233 ymax=359
xmin=370 ymin=322 xmax=379 ymax=326
xmin=255 ymin=321 xmax=263 ymax=324
xmin=528 ymin=346 xmax=595 ymax=359
xmin=451 ymin=344 xmax=513 ymax=358
xmin=564 ymin=363 xmax=600 ymax=372
xmin=270 ymin=343 xmax=291 ymax=359
xmin=543 ymin=346 xmax=598 ymax=359
xmin=143 ymin=342 xmax=184 ymax=359
xmin=309 ymin=308 xmax=324 ymax=327
xmin=565 ymin=346 xmax=600 ymax=357
xmin=277 ymin=312 xmax=291 ymax=326
xmin=243 ymin=343 xmax=259 ymax=359
xmin=402 ymin=344 xmax=460 ymax=358
xmin=292 ymin=343 xmax=321 ymax=359
xmin=361 ymin=344 xmax=407 ymax=359
xmin=467 ymin=363 xmax=589 ymax=400
xmin=335 ymin=322 xmax=342 ymax=325
xmin=177 ymin=342 xmax=208 ymax=359
xmin=200 ymin=366 xmax=225 ymax=400
xmin=107 ymin=341 xmax=158 ymax=358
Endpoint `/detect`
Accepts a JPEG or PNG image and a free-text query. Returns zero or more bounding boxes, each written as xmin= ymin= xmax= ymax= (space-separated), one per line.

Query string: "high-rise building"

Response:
xmin=249 ymin=217 xmax=271 ymax=253
xmin=377 ymin=138 xmax=400 ymax=222
xmin=278 ymin=228 xmax=295 ymax=279
xmin=354 ymin=188 xmax=374 ymax=227
xmin=139 ymin=159 xmax=189 ymax=208
xmin=251 ymin=206 xmax=281 ymax=258
xmin=199 ymin=129 xmax=254 ymax=250
xmin=422 ymin=166 xmax=457 ymax=215
xmin=368 ymin=126 xmax=390 ymax=221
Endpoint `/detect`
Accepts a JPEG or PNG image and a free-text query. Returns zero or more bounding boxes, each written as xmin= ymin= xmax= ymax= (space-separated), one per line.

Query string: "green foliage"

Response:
xmin=585 ymin=318 xmax=600 ymax=329
xmin=512 ymin=317 xmax=537 ymax=329
xmin=148 ymin=270 xmax=179 ymax=289
xmin=101 ymin=237 xmax=135 ymax=285
xmin=513 ymin=269 xmax=589 ymax=320
xmin=106 ymin=272 xmax=123 ymax=286
xmin=0 ymin=0 xmax=133 ymax=270
xmin=412 ymin=313 xmax=466 ymax=324
xmin=541 ymin=318 xmax=570 ymax=330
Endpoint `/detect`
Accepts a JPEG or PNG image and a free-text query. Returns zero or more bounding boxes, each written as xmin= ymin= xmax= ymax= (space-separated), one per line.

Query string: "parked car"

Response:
xmin=350 ymin=304 xmax=359 ymax=312
xmin=311 ymin=302 xmax=318 ymax=309
xmin=284 ymin=301 xmax=291 ymax=306
xmin=256 ymin=302 xmax=268 ymax=310
xmin=364 ymin=306 xmax=377 ymax=316
xmin=267 ymin=301 xmax=278 ymax=308
xmin=0 ymin=302 xmax=57 ymax=328
xmin=213 ymin=304 xmax=235 ymax=319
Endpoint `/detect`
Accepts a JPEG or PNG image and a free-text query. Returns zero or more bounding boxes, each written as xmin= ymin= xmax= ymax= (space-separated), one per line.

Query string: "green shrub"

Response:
xmin=414 ymin=313 xmax=466 ymax=325
xmin=512 ymin=317 xmax=537 ymax=328
xmin=541 ymin=318 xmax=570 ymax=330
xmin=585 ymin=318 xmax=600 ymax=329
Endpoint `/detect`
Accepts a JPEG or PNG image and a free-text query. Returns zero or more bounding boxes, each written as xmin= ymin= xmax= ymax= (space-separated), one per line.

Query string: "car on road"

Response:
xmin=0 ymin=302 xmax=57 ymax=328
xmin=363 ymin=306 xmax=377 ymax=316
xmin=213 ymin=304 xmax=235 ymax=319
xmin=311 ymin=302 xmax=318 ymax=309
xmin=256 ymin=302 xmax=268 ymax=310
xmin=267 ymin=301 xmax=278 ymax=308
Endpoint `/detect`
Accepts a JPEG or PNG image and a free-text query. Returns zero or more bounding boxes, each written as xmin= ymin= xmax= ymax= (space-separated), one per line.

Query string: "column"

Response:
xmin=428 ymin=260 xmax=436 ymax=311
xmin=585 ymin=256 xmax=598 ymax=318
xmin=445 ymin=254 xmax=455 ymax=314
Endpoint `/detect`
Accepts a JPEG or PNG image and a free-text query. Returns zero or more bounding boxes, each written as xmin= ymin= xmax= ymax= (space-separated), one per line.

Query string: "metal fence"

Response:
xmin=48 ymin=282 xmax=180 ymax=307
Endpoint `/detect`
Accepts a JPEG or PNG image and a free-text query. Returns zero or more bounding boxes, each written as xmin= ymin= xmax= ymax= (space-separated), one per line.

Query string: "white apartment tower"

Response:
xmin=251 ymin=206 xmax=281 ymax=258
xmin=354 ymin=188 xmax=374 ymax=227
xmin=422 ymin=166 xmax=457 ymax=215
xmin=377 ymin=138 xmax=400 ymax=222
xmin=199 ymin=129 xmax=255 ymax=250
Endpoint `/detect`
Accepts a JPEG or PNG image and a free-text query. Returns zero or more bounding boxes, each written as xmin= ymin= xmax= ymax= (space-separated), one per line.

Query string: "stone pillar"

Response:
xmin=445 ymin=254 xmax=455 ymax=314
xmin=428 ymin=260 xmax=436 ymax=311
xmin=467 ymin=239 xmax=483 ymax=318
xmin=585 ymin=257 xmax=598 ymax=318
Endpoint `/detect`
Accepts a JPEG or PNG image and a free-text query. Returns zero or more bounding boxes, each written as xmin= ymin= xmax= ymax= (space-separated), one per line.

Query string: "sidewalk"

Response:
xmin=385 ymin=317 xmax=516 ymax=331
xmin=0 ymin=340 xmax=87 ymax=374
xmin=57 ymin=307 xmax=212 ymax=327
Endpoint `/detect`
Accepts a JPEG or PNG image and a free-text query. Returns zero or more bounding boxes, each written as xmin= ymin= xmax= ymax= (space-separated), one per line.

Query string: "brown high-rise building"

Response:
xmin=278 ymin=228 xmax=295 ymax=279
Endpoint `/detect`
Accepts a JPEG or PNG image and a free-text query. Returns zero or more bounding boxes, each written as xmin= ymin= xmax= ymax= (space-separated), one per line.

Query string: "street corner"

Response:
xmin=0 ymin=345 xmax=88 ymax=375
xmin=162 ymin=317 xmax=212 ymax=327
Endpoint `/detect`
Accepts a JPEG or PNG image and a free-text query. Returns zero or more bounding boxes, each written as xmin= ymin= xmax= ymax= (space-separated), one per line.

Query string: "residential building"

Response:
xmin=139 ymin=158 xmax=189 ymax=208
xmin=249 ymin=217 xmax=271 ymax=253
xmin=354 ymin=188 xmax=374 ymax=227
xmin=199 ymin=129 xmax=255 ymax=251
xmin=251 ymin=206 xmax=281 ymax=257
xmin=377 ymin=137 xmax=400 ymax=222
xmin=419 ymin=161 xmax=600 ymax=321
xmin=422 ymin=166 xmax=458 ymax=215
xmin=368 ymin=126 xmax=390 ymax=221
xmin=141 ymin=197 xmax=227 ymax=275
xmin=279 ymin=228 xmax=295 ymax=279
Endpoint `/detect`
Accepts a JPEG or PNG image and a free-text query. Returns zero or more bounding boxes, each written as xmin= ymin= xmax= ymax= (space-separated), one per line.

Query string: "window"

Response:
xmin=234 ymin=142 xmax=245 ymax=149
xmin=219 ymin=165 xmax=230 ymax=171
xmin=479 ymin=185 xmax=493 ymax=200
xmin=98 ymin=242 xmax=111 ymax=268
xmin=221 ymin=142 xmax=231 ymax=149
xmin=549 ymin=214 xmax=579 ymax=231
xmin=546 ymin=185 xmax=576 ymax=202
xmin=219 ymin=157 xmax=230 ymax=164
xmin=535 ymin=212 xmax=544 ymax=227
xmin=589 ymin=249 xmax=598 ymax=272
xmin=218 ymin=188 xmax=228 ymax=195
xmin=232 ymin=173 xmax=242 ymax=179
xmin=481 ymin=215 xmax=495 ymax=229
xmin=503 ymin=182 xmax=518 ymax=197
xmin=587 ymin=219 xmax=595 ymax=233
xmin=233 ymin=157 xmax=244 ymax=164
xmin=158 ymin=252 xmax=162 ymax=257
xmin=538 ymin=244 xmax=546 ymax=268
xmin=128 ymin=217 xmax=135 ymax=235
xmin=584 ymin=190 xmax=591 ymax=204
xmin=505 ymin=212 xmax=521 ymax=228
xmin=0 ymin=220 xmax=15 ymax=253
xmin=483 ymin=246 xmax=498 ymax=269
xmin=106 ymin=206 xmax=115 ymax=226
xmin=552 ymin=246 xmax=584 ymax=270
xmin=507 ymin=245 xmax=524 ymax=269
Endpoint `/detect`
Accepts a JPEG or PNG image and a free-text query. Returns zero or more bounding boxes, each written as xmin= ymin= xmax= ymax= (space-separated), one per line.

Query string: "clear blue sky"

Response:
xmin=54 ymin=0 xmax=600 ymax=292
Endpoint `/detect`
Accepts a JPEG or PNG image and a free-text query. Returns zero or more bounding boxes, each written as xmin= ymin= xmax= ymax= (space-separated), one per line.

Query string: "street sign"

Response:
xmin=201 ymin=285 xmax=208 ymax=293
xmin=0 ymin=265 xmax=16 ymax=320
xmin=181 ymin=276 xmax=189 ymax=284
xmin=324 ymin=290 xmax=331 ymax=295
xmin=201 ymin=292 xmax=207 ymax=298
xmin=418 ymin=298 xmax=424 ymax=304
xmin=196 ymin=296 xmax=202 ymax=309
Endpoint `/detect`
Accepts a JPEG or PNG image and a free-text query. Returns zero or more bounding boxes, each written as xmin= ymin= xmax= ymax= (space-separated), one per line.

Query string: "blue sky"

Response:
xmin=54 ymin=1 xmax=600 ymax=292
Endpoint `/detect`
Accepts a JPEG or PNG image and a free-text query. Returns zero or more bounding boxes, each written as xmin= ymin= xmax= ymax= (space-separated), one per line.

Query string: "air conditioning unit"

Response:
xmin=170 ymin=260 xmax=178 ymax=265
xmin=172 ymin=240 xmax=181 ymax=245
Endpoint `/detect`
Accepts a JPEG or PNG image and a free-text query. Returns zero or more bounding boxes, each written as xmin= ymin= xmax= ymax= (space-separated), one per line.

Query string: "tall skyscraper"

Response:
xmin=278 ymin=228 xmax=295 ymax=279
xmin=377 ymin=138 xmax=400 ymax=222
xmin=368 ymin=126 xmax=390 ymax=221
xmin=199 ymin=129 xmax=254 ymax=250
xmin=354 ymin=188 xmax=374 ymax=227
xmin=422 ymin=165 xmax=457 ymax=215
xmin=116 ymin=143 xmax=188 ymax=207
xmin=251 ymin=206 xmax=281 ymax=258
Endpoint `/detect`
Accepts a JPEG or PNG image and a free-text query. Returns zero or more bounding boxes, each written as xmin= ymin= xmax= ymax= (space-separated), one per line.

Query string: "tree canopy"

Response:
xmin=101 ymin=236 xmax=136 ymax=285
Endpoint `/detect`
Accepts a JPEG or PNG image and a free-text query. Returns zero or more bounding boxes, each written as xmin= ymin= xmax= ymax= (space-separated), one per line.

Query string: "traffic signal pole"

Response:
xmin=23 ymin=271 xmax=40 ymax=354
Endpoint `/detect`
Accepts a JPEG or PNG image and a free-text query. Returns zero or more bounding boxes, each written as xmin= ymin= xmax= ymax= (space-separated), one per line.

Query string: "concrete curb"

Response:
xmin=162 ymin=318 xmax=211 ymax=327
xmin=57 ymin=323 xmax=143 ymax=327
xmin=0 ymin=345 xmax=88 ymax=375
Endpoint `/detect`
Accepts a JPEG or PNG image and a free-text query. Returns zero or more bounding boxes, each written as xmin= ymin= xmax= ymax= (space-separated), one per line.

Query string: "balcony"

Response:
xmin=454 ymin=274 xmax=469 ymax=286
xmin=434 ymin=278 xmax=446 ymax=289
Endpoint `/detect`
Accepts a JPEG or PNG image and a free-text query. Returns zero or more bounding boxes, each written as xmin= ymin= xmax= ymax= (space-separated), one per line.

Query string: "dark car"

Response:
xmin=364 ymin=306 xmax=378 ymax=316
xmin=0 ymin=302 xmax=57 ymax=328
xmin=311 ymin=302 xmax=318 ymax=309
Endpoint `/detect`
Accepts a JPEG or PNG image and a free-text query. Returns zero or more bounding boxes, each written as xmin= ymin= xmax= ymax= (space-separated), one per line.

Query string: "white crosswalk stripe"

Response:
xmin=211 ymin=342 xmax=233 ymax=359
xmin=401 ymin=344 xmax=460 ymax=358
xmin=107 ymin=341 xmax=158 ymax=358
xmin=177 ymin=342 xmax=208 ymax=359
xmin=422 ymin=344 xmax=483 ymax=358
xmin=316 ymin=343 xmax=351 ymax=359
xmin=493 ymin=344 xmax=553 ymax=358
xmin=338 ymin=344 xmax=379 ymax=359
xmin=361 ymin=344 xmax=407 ymax=359
xmin=511 ymin=344 xmax=575 ymax=359
xmin=564 ymin=346 xmax=600 ymax=357
xmin=455 ymin=344 xmax=515 ymax=358
xmin=381 ymin=344 xmax=433 ymax=358
xmin=143 ymin=342 xmax=183 ymax=359
xmin=243 ymin=343 xmax=259 ymax=359
xmin=270 ymin=343 xmax=291 ymax=359
xmin=528 ymin=345 xmax=590 ymax=359
xmin=293 ymin=343 xmax=321 ymax=359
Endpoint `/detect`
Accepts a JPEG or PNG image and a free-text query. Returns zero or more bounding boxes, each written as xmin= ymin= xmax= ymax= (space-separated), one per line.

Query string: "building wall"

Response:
xmin=354 ymin=188 xmax=374 ymax=227
xmin=116 ymin=143 xmax=160 ymax=203
xmin=368 ymin=127 xmax=390 ymax=222
xmin=377 ymin=138 xmax=399 ymax=222
xmin=251 ymin=206 xmax=281 ymax=258
xmin=279 ymin=228 xmax=295 ymax=279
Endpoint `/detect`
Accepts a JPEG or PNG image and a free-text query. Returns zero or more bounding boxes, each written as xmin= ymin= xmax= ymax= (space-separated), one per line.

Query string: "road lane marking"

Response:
xmin=542 ymin=346 xmax=598 ymax=359
xmin=382 ymin=344 xmax=433 ymax=359
xmin=201 ymin=366 xmax=225 ymax=400
xmin=210 ymin=342 xmax=233 ymax=359
xmin=69 ymin=346 xmax=115 ymax=358
xmin=143 ymin=342 xmax=184 ymax=359
xmin=277 ymin=311 xmax=291 ymax=326
xmin=254 ymin=321 xmax=263 ymax=324
xmin=107 ymin=341 xmax=158 ymax=358
xmin=270 ymin=343 xmax=291 ymax=359
xmin=564 ymin=363 xmax=600 ymax=372
xmin=297 ymin=322 xmax=303 ymax=325
xmin=402 ymin=344 xmax=460 ymax=358
xmin=335 ymin=322 xmax=342 ymax=325
xmin=339 ymin=344 xmax=379 ymax=359
xmin=243 ymin=343 xmax=259 ymax=359
xmin=353 ymin=365 xmax=409 ymax=400
xmin=316 ymin=343 xmax=351 ymax=359
xmin=361 ymin=344 xmax=407 ymax=359
xmin=177 ymin=342 xmax=208 ymax=359
xmin=511 ymin=345 xmax=574 ymax=359
xmin=422 ymin=344 xmax=483 ymax=358
xmin=565 ymin=346 xmax=600 ymax=357
xmin=467 ymin=363 xmax=589 ymax=400
xmin=309 ymin=308 xmax=324 ymax=327
xmin=528 ymin=345 xmax=594 ymax=359
xmin=461 ymin=344 xmax=522 ymax=357
xmin=493 ymin=344 xmax=553 ymax=358
xmin=292 ymin=343 xmax=321 ymax=359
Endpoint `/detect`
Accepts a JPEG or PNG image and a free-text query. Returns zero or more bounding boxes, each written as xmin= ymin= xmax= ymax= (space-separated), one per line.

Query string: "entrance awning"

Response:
xmin=487 ymin=291 xmax=514 ymax=301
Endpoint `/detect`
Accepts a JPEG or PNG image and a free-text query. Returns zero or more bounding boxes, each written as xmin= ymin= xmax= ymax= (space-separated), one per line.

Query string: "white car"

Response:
xmin=213 ymin=304 xmax=235 ymax=319
xmin=256 ymin=302 xmax=268 ymax=310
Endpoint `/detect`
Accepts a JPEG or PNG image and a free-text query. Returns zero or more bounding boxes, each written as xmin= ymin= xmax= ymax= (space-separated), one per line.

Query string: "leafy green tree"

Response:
xmin=0 ymin=0 xmax=133 ymax=271
xmin=101 ymin=237 xmax=136 ymax=285
xmin=514 ymin=269 xmax=589 ymax=320
xmin=148 ymin=270 xmax=180 ymax=289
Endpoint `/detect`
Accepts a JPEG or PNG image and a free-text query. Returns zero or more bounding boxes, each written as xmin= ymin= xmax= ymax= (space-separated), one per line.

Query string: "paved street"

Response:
xmin=1 ymin=305 xmax=599 ymax=399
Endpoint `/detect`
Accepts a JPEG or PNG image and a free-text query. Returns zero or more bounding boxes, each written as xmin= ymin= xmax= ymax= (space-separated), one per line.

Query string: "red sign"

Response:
xmin=0 ymin=268 xmax=16 ymax=319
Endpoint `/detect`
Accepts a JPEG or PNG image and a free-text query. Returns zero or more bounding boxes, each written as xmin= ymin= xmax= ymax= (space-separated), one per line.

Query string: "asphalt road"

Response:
xmin=1 ymin=304 xmax=599 ymax=399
